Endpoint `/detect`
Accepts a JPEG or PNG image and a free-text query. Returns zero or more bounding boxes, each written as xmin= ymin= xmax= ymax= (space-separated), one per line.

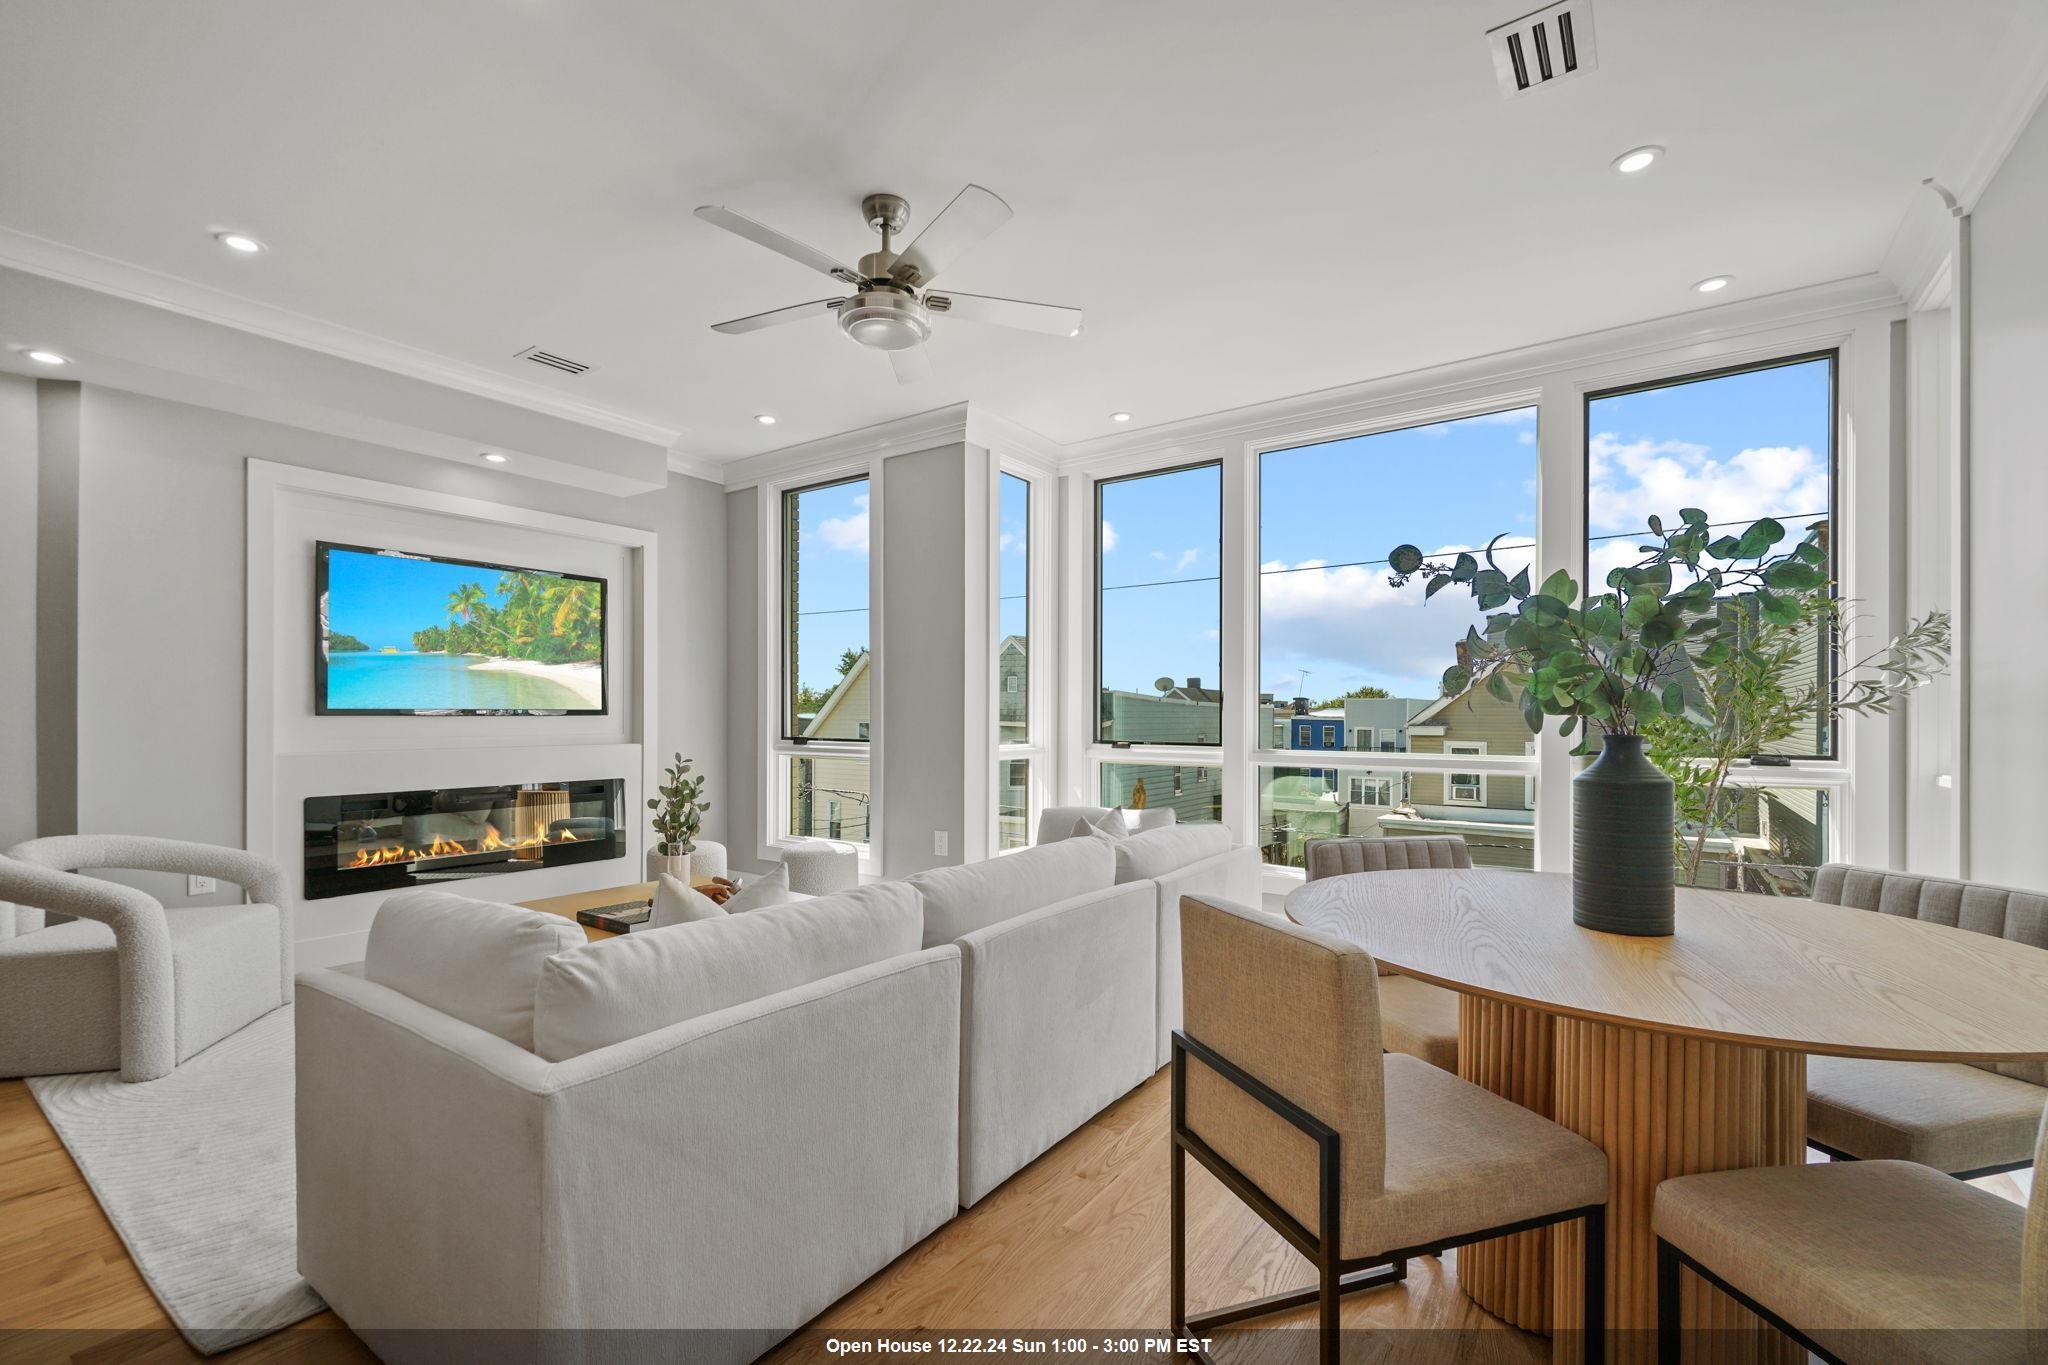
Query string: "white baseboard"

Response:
xmin=296 ymin=929 xmax=370 ymax=973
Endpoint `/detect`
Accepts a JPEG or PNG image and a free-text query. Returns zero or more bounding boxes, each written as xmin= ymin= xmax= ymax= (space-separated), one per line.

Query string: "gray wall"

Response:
xmin=9 ymin=383 xmax=726 ymax=886
xmin=723 ymin=484 xmax=765 ymax=871
xmin=0 ymin=376 xmax=38 ymax=848
xmin=1968 ymin=98 xmax=2048 ymax=888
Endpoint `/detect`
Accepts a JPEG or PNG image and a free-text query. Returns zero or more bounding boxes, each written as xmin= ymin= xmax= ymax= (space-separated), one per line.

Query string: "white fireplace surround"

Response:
xmin=245 ymin=461 xmax=659 ymax=969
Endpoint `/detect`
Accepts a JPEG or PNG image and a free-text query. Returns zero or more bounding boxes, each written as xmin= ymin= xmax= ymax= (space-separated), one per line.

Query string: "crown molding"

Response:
xmin=1945 ymin=12 xmax=2048 ymax=214
xmin=0 ymin=223 xmax=685 ymax=450
xmin=718 ymin=403 xmax=973 ymax=490
xmin=1054 ymin=275 xmax=1902 ymax=473
xmin=665 ymin=449 xmax=727 ymax=484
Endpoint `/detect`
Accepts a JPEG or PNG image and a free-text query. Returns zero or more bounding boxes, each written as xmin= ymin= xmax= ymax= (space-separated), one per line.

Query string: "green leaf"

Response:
xmin=1624 ymin=591 xmax=1663 ymax=626
xmin=1763 ymin=561 xmax=1825 ymax=592
xmin=1521 ymin=687 xmax=1546 ymax=732
xmin=1662 ymin=681 xmax=1685 ymax=716
xmin=1538 ymin=568 xmax=1578 ymax=604
xmin=1641 ymin=616 xmax=1676 ymax=648
xmin=1680 ymin=507 xmax=1708 ymax=527
xmin=1425 ymin=573 xmax=1453 ymax=599
xmin=1453 ymin=552 xmax=1478 ymax=583
xmin=1648 ymin=514 xmax=1664 ymax=535
xmin=1442 ymin=664 xmax=1472 ymax=695
xmin=1485 ymin=670 xmax=1513 ymax=703
xmin=1559 ymin=713 xmax=1579 ymax=737
xmin=1525 ymin=594 xmax=1570 ymax=620
xmin=1389 ymin=545 xmax=1424 ymax=575
xmin=1586 ymin=602 xmax=1623 ymax=640
xmin=1732 ymin=517 xmax=1787 ymax=559
xmin=1508 ymin=567 xmax=1532 ymax=599
xmin=1708 ymin=534 xmax=1743 ymax=559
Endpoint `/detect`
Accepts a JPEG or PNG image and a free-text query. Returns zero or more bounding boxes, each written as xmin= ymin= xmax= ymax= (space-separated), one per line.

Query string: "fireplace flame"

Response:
xmin=345 ymin=821 xmax=586 ymax=870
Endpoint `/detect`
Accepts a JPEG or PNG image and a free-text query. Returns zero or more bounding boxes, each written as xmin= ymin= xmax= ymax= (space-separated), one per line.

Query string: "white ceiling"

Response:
xmin=2 ymin=0 xmax=2043 ymax=463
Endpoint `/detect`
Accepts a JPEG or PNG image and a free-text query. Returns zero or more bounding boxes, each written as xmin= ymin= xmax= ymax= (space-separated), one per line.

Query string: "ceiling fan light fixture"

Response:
xmin=837 ymin=291 xmax=931 ymax=352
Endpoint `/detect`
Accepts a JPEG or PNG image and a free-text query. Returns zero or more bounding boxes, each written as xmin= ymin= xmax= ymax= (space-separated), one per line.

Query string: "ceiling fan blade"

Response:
xmin=694 ymin=205 xmax=863 ymax=284
xmin=927 ymin=292 xmax=1083 ymax=337
xmin=889 ymin=347 xmax=933 ymax=386
xmin=887 ymin=184 xmax=1012 ymax=288
xmin=709 ymin=298 xmax=843 ymax=335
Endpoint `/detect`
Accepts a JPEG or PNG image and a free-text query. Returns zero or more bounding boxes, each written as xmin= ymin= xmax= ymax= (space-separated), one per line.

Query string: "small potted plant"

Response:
xmin=648 ymin=753 xmax=709 ymax=881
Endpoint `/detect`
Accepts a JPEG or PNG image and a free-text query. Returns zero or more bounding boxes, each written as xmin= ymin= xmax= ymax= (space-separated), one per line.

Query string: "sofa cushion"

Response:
xmin=649 ymin=873 xmax=726 ymax=927
xmin=1034 ymin=804 xmax=1176 ymax=846
xmin=1111 ymin=822 xmax=1232 ymax=884
xmin=364 ymin=888 xmax=584 ymax=1050
xmin=907 ymin=838 xmax=1116 ymax=947
xmin=531 ymin=882 xmax=924 ymax=1061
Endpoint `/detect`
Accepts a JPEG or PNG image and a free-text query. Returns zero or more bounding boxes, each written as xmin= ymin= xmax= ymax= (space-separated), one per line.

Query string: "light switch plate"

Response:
xmin=933 ymin=831 xmax=949 ymax=857
xmin=188 ymin=874 xmax=217 ymax=896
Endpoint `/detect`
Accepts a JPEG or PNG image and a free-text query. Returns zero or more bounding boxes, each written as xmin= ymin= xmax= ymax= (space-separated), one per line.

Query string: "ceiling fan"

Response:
xmin=694 ymin=185 xmax=1082 ymax=385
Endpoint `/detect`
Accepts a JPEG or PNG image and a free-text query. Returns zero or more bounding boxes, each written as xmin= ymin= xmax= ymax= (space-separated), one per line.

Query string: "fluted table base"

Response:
xmin=1458 ymin=1001 xmax=1807 ymax=1363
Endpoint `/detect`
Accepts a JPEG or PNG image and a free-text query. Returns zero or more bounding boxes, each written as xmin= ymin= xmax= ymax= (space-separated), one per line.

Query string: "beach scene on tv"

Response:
xmin=319 ymin=545 xmax=606 ymax=713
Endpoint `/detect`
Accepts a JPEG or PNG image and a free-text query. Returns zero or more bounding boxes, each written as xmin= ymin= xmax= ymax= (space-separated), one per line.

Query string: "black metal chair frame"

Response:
xmin=1656 ymin=1237 xmax=1846 ymax=1365
xmin=1806 ymin=1137 xmax=2031 ymax=1183
xmin=1169 ymin=1029 xmax=1605 ymax=1365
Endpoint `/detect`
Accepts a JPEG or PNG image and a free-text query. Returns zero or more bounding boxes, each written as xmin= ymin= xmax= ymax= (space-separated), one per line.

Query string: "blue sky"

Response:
xmin=790 ymin=477 xmax=871 ymax=694
xmin=1097 ymin=356 xmax=1832 ymax=703
xmin=999 ymin=472 xmax=1028 ymax=642
xmin=325 ymin=548 xmax=537 ymax=648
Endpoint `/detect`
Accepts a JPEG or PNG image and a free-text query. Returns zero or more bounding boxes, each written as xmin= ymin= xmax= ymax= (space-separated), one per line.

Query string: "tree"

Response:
xmin=1313 ymin=684 xmax=1390 ymax=709
xmin=836 ymin=647 xmax=862 ymax=677
xmin=327 ymin=632 xmax=370 ymax=652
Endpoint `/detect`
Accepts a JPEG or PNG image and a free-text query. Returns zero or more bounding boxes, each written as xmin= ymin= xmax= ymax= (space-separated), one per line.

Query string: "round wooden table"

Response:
xmin=1286 ymin=868 xmax=2048 ymax=1363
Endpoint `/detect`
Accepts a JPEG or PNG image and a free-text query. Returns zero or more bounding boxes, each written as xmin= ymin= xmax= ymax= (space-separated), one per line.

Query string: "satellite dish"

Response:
xmin=1154 ymin=676 xmax=1175 ymax=692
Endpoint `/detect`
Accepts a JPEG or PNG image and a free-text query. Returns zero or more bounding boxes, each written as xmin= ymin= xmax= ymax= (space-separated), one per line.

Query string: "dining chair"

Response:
xmin=1805 ymin=863 xmax=2048 ymax=1179
xmin=1298 ymin=835 xmax=1470 ymax=1072
xmin=1170 ymin=893 xmax=1609 ymax=1364
xmin=1654 ymin=1098 xmax=2048 ymax=1364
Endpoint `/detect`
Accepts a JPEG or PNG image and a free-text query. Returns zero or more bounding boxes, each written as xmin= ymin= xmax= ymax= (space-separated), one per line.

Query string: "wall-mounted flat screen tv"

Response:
xmin=316 ymin=542 xmax=608 ymax=715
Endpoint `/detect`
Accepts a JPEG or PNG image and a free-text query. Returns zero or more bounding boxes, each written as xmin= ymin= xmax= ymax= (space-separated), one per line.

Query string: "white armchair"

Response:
xmin=0 ymin=835 xmax=290 ymax=1082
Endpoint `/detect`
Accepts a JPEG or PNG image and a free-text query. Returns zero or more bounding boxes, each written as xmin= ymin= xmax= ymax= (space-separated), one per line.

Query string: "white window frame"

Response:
xmin=760 ymin=458 xmax=885 ymax=876
xmin=1445 ymin=741 xmax=1488 ymax=806
xmin=993 ymin=458 xmax=1057 ymax=853
xmin=1056 ymin=286 xmax=1898 ymax=897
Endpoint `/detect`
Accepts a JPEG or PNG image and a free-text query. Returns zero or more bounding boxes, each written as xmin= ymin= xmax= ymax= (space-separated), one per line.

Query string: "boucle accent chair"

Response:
xmin=1806 ymin=862 xmax=2048 ymax=1178
xmin=1654 ymin=1099 xmax=2048 ymax=1365
xmin=1299 ymin=835 xmax=1471 ymax=1073
xmin=1171 ymin=894 xmax=1609 ymax=1363
xmin=0 ymin=835 xmax=289 ymax=1082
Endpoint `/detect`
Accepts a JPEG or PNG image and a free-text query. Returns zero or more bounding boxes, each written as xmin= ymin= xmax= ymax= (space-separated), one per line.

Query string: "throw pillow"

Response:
xmin=648 ymin=873 xmax=726 ymax=928
xmin=724 ymin=860 xmax=791 ymax=913
xmin=364 ymin=888 xmax=584 ymax=1050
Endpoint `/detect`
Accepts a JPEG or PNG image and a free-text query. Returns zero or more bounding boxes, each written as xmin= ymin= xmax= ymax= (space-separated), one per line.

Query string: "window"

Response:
xmin=1098 ymin=463 xmax=1222 ymax=744
xmin=999 ymin=472 xmax=1030 ymax=745
xmin=782 ymin=474 xmax=873 ymax=849
xmin=784 ymin=476 xmax=871 ymax=742
xmin=1586 ymin=354 xmax=1836 ymax=757
xmin=1445 ymin=742 xmax=1487 ymax=805
xmin=1101 ymin=761 xmax=1221 ymax=823
xmin=1677 ymin=786 xmax=1831 ymax=898
xmin=997 ymin=757 xmax=1032 ymax=852
xmin=1257 ymin=408 xmax=1538 ymax=870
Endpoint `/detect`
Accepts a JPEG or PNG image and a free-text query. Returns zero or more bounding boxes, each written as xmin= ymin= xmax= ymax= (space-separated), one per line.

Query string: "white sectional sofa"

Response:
xmin=294 ymin=815 xmax=1258 ymax=1357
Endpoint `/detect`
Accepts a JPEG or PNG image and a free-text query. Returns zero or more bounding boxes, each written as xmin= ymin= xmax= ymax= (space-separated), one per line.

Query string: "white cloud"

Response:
xmin=1151 ymin=548 xmax=1201 ymax=574
xmin=1257 ymin=540 xmax=1537 ymax=698
xmin=1587 ymin=434 xmax=1826 ymax=536
xmin=819 ymin=493 xmax=870 ymax=553
xmin=1101 ymin=520 xmax=1119 ymax=552
xmin=1517 ymin=430 xmax=1536 ymax=445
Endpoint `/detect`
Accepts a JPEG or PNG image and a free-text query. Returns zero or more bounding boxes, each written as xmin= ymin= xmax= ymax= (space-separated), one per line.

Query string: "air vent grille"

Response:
xmin=514 ymin=346 xmax=593 ymax=376
xmin=1487 ymin=1 xmax=1596 ymax=98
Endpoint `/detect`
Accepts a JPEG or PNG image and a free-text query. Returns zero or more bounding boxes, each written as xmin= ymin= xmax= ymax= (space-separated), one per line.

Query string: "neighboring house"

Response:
xmin=1388 ymin=685 xmax=1537 ymax=869
xmin=999 ymin=635 xmax=1028 ymax=745
xmin=794 ymin=650 xmax=872 ymax=841
xmin=1101 ymin=683 xmax=1221 ymax=745
xmin=1100 ymin=758 xmax=1225 ymax=827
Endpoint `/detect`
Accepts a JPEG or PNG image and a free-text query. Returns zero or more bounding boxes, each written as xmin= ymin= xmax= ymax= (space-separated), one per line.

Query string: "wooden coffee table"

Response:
xmin=521 ymin=879 xmax=717 ymax=941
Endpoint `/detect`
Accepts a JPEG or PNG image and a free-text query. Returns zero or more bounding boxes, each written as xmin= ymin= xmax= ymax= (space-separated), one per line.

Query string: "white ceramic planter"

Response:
xmin=651 ymin=848 xmax=693 ymax=883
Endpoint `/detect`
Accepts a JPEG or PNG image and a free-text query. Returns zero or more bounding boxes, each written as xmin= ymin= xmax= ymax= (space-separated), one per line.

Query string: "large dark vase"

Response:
xmin=1572 ymin=733 xmax=1675 ymax=935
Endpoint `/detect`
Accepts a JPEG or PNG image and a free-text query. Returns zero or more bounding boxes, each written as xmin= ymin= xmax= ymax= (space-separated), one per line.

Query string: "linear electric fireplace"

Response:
xmin=303 ymin=779 xmax=625 ymax=900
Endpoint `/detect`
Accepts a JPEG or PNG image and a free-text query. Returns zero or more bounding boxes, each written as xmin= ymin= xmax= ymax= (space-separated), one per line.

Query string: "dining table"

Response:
xmin=1285 ymin=867 xmax=2048 ymax=1363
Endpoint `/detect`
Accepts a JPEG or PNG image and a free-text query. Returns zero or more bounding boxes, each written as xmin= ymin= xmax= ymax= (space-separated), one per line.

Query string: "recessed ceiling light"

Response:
xmin=754 ymin=414 xmax=777 ymax=426
xmin=1110 ymin=412 xmax=1132 ymax=423
xmin=1068 ymin=327 xmax=1082 ymax=338
xmin=1611 ymin=145 xmax=1663 ymax=175
xmin=24 ymin=349 xmax=70 ymax=365
xmin=479 ymin=451 xmax=508 ymax=464
xmin=214 ymin=231 xmax=266 ymax=254
xmin=1692 ymin=275 xmax=1734 ymax=294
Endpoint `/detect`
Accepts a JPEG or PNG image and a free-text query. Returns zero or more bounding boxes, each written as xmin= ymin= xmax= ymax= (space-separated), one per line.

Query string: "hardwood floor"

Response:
xmin=1 ymin=1069 xmax=2029 ymax=1365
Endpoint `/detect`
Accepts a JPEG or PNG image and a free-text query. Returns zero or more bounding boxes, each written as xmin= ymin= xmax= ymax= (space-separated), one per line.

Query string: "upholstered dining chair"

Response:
xmin=1171 ymin=894 xmax=1609 ymax=1364
xmin=1654 ymin=1099 xmax=2048 ymax=1364
xmin=1804 ymin=862 xmax=2048 ymax=1178
xmin=1298 ymin=835 xmax=1471 ymax=1072
xmin=0 ymin=836 xmax=290 ymax=1082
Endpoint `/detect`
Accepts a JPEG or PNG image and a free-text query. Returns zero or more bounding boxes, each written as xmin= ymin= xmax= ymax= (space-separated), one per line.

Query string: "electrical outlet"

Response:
xmin=933 ymin=830 xmax=949 ymax=857
xmin=187 ymin=874 xmax=217 ymax=897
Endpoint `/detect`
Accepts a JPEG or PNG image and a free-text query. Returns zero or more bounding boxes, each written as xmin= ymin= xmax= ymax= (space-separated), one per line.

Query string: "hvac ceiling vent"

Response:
xmin=1487 ymin=1 xmax=1596 ymax=98
xmin=514 ymin=346 xmax=593 ymax=376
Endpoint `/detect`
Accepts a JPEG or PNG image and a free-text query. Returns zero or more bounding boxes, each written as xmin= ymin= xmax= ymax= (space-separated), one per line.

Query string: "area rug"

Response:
xmin=27 ymin=1006 xmax=326 ymax=1354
